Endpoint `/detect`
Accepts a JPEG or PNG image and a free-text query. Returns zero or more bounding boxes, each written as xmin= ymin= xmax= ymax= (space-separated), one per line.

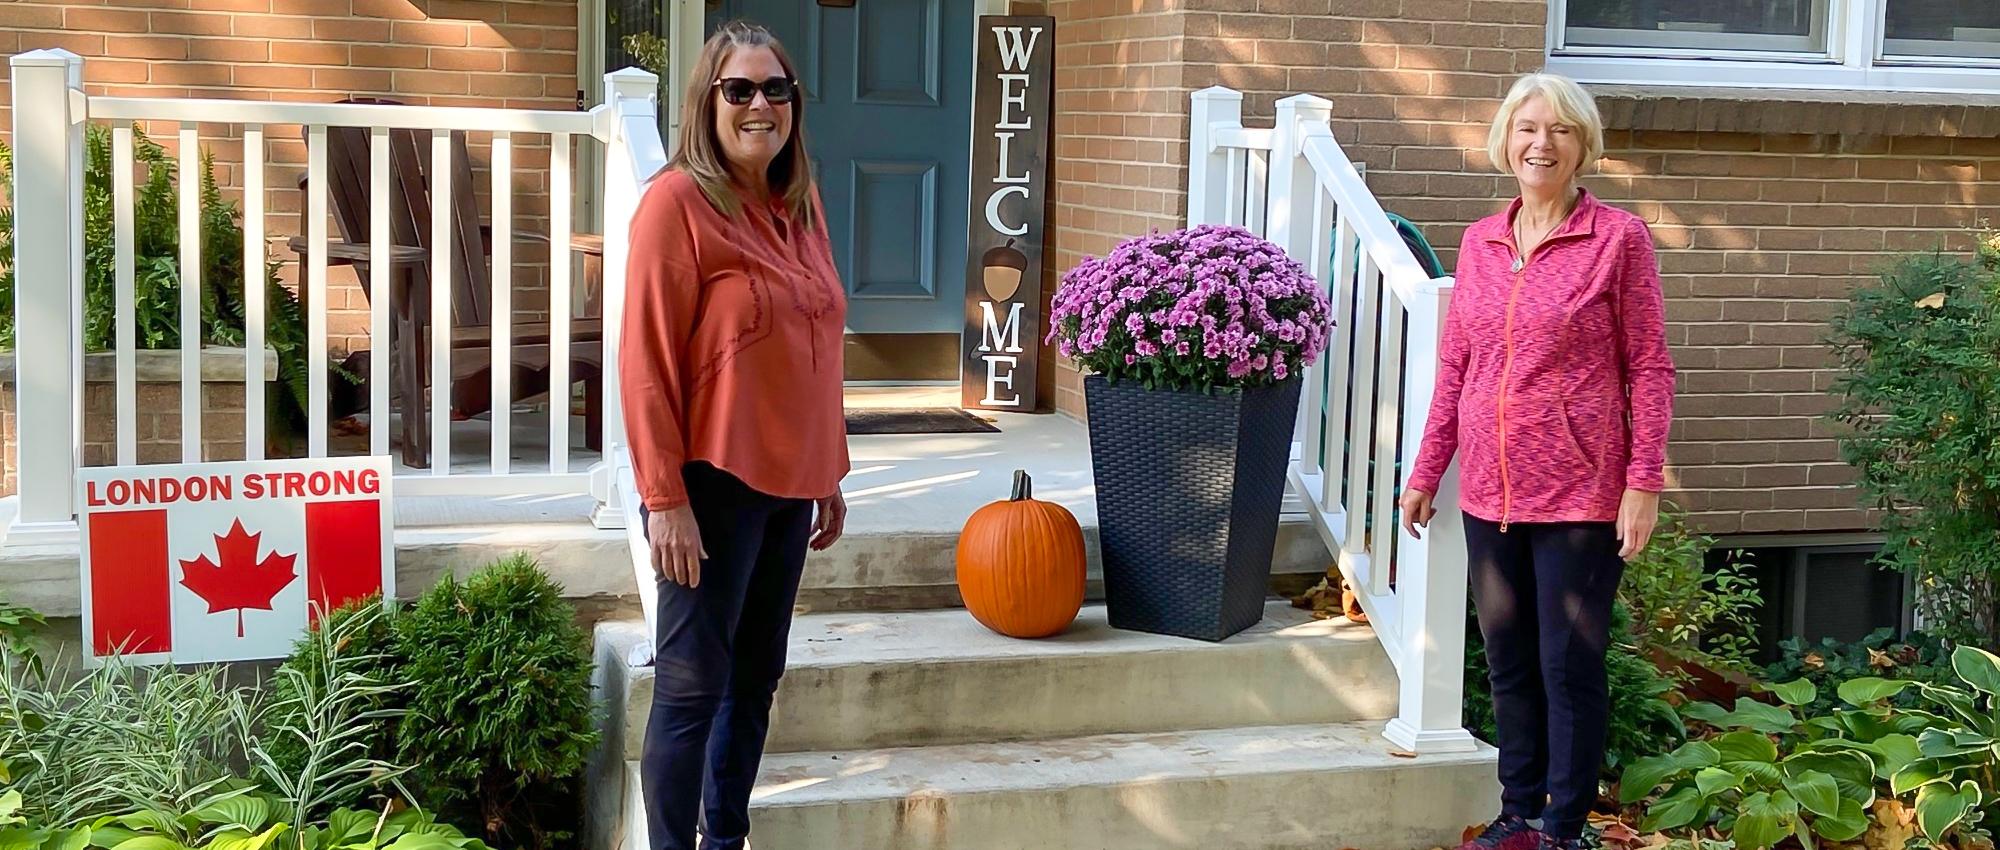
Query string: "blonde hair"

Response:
xmin=1486 ymin=72 xmax=1604 ymax=177
xmin=668 ymin=20 xmax=817 ymax=230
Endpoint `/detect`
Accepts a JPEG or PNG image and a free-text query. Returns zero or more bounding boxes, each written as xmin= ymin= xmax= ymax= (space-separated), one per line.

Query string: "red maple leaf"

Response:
xmin=178 ymin=519 xmax=299 ymax=638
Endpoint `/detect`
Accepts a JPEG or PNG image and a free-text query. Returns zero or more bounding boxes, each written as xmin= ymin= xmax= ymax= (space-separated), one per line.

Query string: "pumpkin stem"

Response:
xmin=1011 ymin=469 xmax=1031 ymax=501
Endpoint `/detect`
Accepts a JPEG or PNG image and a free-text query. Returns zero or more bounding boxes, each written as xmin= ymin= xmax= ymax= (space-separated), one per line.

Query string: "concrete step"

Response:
xmin=609 ymin=722 xmax=1498 ymax=850
xmin=593 ymin=600 xmax=1398 ymax=759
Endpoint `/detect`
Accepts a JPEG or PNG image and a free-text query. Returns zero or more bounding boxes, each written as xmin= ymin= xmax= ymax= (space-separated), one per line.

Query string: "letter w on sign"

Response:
xmin=78 ymin=458 xmax=395 ymax=666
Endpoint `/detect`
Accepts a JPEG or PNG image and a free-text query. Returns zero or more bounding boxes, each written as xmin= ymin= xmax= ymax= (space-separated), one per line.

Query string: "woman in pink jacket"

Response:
xmin=1400 ymin=72 xmax=1675 ymax=850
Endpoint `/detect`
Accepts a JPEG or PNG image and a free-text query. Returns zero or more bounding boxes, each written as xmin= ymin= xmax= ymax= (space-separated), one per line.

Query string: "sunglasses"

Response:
xmin=713 ymin=76 xmax=798 ymax=106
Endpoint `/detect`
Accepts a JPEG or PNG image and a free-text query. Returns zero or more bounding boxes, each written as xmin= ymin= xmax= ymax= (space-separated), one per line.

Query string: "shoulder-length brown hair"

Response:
xmin=668 ymin=20 xmax=817 ymax=231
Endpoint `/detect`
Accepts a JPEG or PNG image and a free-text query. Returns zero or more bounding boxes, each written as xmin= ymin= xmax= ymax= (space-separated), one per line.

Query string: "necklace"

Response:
xmin=1510 ymin=192 xmax=1578 ymax=273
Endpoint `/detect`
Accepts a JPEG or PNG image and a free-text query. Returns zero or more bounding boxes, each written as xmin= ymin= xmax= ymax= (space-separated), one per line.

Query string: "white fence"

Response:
xmin=6 ymin=49 xmax=667 ymax=543
xmin=1188 ymin=86 xmax=1475 ymax=753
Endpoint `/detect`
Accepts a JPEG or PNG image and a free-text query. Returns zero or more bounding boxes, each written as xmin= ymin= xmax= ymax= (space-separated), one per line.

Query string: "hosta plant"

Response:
xmin=1618 ymin=645 xmax=2000 ymax=849
xmin=0 ymin=786 xmax=491 ymax=850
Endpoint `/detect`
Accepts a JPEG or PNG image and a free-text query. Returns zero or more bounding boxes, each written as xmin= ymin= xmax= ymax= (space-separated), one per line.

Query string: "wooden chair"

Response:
xmin=289 ymin=100 xmax=606 ymax=468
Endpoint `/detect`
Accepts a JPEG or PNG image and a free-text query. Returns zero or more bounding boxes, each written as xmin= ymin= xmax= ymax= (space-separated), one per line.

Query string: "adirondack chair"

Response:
xmin=289 ymin=101 xmax=605 ymax=468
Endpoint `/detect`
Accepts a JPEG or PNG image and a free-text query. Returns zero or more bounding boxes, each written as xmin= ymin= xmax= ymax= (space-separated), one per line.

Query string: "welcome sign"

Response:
xmin=961 ymin=15 xmax=1056 ymax=411
xmin=78 ymin=457 xmax=395 ymax=665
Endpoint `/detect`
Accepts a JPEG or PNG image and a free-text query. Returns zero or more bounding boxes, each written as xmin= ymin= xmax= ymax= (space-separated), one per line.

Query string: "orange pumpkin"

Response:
xmin=955 ymin=470 xmax=1087 ymax=638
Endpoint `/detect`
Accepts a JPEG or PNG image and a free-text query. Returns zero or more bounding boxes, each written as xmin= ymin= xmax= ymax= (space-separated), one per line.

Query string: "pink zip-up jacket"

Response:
xmin=1407 ymin=188 xmax=1675 ymax=527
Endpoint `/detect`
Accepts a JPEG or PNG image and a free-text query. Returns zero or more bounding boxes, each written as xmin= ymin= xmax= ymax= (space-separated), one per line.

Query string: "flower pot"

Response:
xmin=1083 ymin=373 xmax=1304 ymax=642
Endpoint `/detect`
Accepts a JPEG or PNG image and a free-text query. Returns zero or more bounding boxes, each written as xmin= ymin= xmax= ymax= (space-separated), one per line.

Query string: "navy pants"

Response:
xmin=641 ymin=463 xmax=813 ymax=850
xmin=1464 ymin=515 xmax=1625 ymax=841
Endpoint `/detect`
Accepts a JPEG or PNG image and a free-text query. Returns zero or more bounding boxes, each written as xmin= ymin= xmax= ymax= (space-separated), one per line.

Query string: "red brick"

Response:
xmin=503 ymin=1 xmax=573 ymax=25
xmin=189 ymin=0 xmax=270 ymax=10
xmin=504 ymin=51 xmax=573 ymax=73
xmin=66 ymin=7 xmax=150 ymax=32
xmin=428 ymin=48 xmax=505 ymax=72
xmin=392 ymin=20 xmax=471 ymax=47
xmin=271 ymin=0 xmax=328 ymax=13
xmin=151 ymin=62 xmax=234 ymax=86
xmin=188 ymin=38 xmax=270 ymax=61
xmin=233 ymin=16 xmax=313 ymax=38
xmin=84 ymin=59 xmax=151 ymax=84
xmin=351 ymin=0 xmax=427 ymax=18
xmin=106 ymin=35 xmax=191 ymax=60
xmin=314 ymin=68 xmax=393 ymax=92
xmin=150 ymin=11 xmax=232 ymax=35
xmin=351 ymin=45 xmax=427 ymax=67
xmin=235 ymin=65 xmax=315 ymax=89
xmin=396 ymin=70 xmax=471 ymax=95
xmin=0 ymin=5 xmax=64 ymax=27
xmin=315 ymin=19 xmax=394 ymax=42
xmin=271 ymin=41 xmax=351 ymax=65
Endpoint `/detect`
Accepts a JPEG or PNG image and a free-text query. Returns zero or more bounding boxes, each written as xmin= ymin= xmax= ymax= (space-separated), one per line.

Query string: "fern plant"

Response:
xmin=0 ymin=126 xmax=334 ymax=445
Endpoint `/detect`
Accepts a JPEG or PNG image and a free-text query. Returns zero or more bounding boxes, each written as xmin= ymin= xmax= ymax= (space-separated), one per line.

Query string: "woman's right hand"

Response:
xmin=1398 ymin=488 xmax=1436 ymax=540
xmin=648 ymin=505 xmax=707 ymax=588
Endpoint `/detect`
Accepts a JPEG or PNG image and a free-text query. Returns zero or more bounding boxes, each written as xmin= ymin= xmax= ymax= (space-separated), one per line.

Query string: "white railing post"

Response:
xmin=590 ymin=67 xmax=666 ymax=531
xmin=1186 ymin=87 xmax=1241 ymax=228
xmin=1268 ymin=94 xmax=1331 ymax=517
xmin=7 ymin=49 xmax=84 ymax=547
xmin=1383 ymin=281 xmax=1477 ymax=754
xmin=1265 ymin=95 xmax=1329 ymax=278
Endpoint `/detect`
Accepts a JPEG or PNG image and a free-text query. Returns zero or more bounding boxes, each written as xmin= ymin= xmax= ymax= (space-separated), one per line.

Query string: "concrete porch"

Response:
xmin=0 ymin=386 xmax=1337 ymax=623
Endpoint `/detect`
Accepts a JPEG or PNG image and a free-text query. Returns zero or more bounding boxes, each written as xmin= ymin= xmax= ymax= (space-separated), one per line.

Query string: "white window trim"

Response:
xmin=1545 ymin=0 xmax=2000 ymax=95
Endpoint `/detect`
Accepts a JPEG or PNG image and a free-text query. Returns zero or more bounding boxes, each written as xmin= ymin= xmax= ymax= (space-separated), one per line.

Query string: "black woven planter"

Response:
xmin=1084 ymin=374 xmax=1304 ymax=642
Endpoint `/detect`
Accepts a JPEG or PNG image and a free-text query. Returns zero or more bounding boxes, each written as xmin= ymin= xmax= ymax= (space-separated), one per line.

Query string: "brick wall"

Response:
xmin=1027 ymin=0 xmax=1195 ymax=415
xmin=2 ymin=378 xmax=261 ymax=498
xmin=1051 ymin=0 xmax=1999 ymax=535
xmin=1 ymin=1 xmax=582 ymax=354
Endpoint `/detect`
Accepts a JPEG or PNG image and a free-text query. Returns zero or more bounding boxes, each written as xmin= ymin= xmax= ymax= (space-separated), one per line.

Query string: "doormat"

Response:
xmin=844 ymin=407 xmax=1000 ymax=435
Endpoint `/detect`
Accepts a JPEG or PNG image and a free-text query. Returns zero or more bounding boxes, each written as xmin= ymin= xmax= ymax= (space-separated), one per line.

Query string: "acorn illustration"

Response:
xmin=982 ymin=238 xmax=1027 ymax=302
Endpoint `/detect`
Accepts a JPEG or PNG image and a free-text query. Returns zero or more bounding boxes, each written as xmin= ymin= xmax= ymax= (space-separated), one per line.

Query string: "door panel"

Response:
xmin=849 ymin=160 xmax=938 ymax=299
xmin=709 ymin=0 xmax=970 ymax=333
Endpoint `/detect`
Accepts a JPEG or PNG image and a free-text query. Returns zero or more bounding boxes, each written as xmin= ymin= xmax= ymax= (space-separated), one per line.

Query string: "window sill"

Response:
xmin=1545 ymin=54 xmax=2000 ymax=138
xmin=1580 ymin=83 xmax=2000 ymax=139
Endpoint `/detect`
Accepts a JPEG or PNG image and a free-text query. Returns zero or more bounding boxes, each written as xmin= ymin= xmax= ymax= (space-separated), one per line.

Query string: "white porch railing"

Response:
xmin=1188 ymin=86 xmax=1476 ymax=754
xmin=6 ymin=49 xmax=668 ymax=544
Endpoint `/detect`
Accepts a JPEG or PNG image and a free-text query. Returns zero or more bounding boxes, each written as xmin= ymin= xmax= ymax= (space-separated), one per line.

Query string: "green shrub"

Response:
xmin=273 ymin=556 xmax=599 ymax=850
xmin=1619 ymin=504 xmax=1761 ymax=676
xmin=392 ymin=555 xmax=597 ymax=850
xmin=1826 ymin=245 xmax=2000 ymax=645
xmin=0 ymin=126 xmax=336 ymax=446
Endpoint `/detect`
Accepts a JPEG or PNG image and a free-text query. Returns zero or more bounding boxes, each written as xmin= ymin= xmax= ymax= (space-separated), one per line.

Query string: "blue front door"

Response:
xmin=707 ymin=0 xmax=973 ymax=334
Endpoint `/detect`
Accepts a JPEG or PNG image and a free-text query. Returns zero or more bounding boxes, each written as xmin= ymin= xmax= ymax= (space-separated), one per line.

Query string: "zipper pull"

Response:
xmin=1499 ymin=520 xmax=1509 ymax=533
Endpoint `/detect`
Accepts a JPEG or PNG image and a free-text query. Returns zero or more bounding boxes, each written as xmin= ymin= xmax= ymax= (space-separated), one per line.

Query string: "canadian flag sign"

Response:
xmin=77 ymin=457 xmax=395 ymax=665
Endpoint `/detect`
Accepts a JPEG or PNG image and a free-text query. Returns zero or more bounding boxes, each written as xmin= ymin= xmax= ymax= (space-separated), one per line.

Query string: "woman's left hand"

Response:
xmin=810 ymin=490 xmax=847 ymax=551
xmin=1616 ymin=488 xmax=1661 ymax=560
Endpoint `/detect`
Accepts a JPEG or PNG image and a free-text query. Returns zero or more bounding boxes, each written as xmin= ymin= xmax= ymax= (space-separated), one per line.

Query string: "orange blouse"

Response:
xmin=618 ymin=169 xmax=849 ymax=510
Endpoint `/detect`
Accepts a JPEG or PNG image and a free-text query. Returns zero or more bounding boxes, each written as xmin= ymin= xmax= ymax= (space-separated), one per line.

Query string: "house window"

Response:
xmin=1709 ymin=542 xmax=1913 ymax=666
xmin=1563 ymin=0 xmax=1831 ymax=56
xmin=1882 ymin=0 xmax=2000 ymax=62
xmin=1545 ymin=0 xmax=2000 ymax=94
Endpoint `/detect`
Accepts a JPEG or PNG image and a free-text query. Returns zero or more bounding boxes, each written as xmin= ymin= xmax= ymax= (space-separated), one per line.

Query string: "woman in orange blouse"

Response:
xmin=619 ymin=21 xmax=849 ymax=850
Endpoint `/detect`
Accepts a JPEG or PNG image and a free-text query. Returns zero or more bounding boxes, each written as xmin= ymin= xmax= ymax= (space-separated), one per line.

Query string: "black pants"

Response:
xmin=640 ymin=463 xmax=813 ymax=850
xmin=1465 ymin=515 xmax=1625 ymax=841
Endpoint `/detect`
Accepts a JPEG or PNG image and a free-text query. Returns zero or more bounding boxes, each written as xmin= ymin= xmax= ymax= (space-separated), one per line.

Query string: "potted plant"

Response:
xmin=1047 ymin=224 xmax=1333 ymax=641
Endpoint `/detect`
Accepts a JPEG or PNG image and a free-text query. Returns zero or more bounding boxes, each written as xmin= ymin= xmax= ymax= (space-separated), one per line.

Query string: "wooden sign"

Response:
xmin=961 ymin=15 xmax=1055 ymax=411
xmin=78 ymin=457 xmax=395 ymax=665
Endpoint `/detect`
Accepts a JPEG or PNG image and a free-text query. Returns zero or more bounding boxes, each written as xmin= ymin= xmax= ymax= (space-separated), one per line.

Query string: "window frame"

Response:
xmin=1544 ymin=0 xmax=2000 ymax=95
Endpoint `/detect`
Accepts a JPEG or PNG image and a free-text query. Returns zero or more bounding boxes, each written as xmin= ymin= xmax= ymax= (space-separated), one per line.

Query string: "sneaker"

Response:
xmin=1533 ymin=833 xmax=1588 ymax=850
xmin=1458 ymin=816 xmax=1539 ymax=850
